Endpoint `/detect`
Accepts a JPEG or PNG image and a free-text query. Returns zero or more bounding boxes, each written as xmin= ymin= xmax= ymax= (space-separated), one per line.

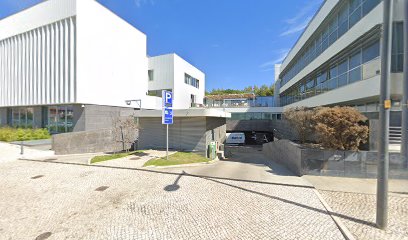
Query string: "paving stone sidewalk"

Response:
xmin=0 ymin=152 xmax=345 ymax=239
xmin=319 ymin=190 xmax=408 ymax=240
xmin=305 ymin=175 xmax=408 ymax=240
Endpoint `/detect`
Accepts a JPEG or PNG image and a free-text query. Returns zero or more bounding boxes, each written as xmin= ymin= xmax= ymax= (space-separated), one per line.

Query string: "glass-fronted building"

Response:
xmin=277 ymin=0 xmax=405 ymax=127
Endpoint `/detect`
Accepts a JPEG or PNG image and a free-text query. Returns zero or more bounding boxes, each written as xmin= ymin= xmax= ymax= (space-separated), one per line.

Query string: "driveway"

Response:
xmin=0 ymin=146 xmax=345 ymax=239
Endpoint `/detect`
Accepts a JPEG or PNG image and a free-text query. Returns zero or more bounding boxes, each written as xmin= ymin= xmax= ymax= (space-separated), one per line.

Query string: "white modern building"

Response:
xmin=148 ymin=53 xmax=205 ymax=109
xmin=0 ymin=0 xmax=206 ymax=133
xmin=276 ymin=0 xmax=404 ymax=128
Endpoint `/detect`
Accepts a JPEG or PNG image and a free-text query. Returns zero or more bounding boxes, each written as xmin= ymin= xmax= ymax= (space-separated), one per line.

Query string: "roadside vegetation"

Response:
xmin=0 ymin=127 xmax=51 ymax=142
xmin=284 ymin=106 xmax=369 ymax=151
xmin=143 ymin=152 xmax=209 ymax=167
xmin=90 ymin=150 xmax=144 ymax=164
xmin=206 ymin=84 xmax=275 ymax=96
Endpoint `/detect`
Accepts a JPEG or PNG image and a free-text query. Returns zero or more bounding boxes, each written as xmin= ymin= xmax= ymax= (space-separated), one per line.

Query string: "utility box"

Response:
xmin=208 ymin=141 xmax=217 ymax=160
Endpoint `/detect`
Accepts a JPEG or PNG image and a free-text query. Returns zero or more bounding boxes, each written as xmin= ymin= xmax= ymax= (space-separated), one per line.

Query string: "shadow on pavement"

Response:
xmin=221 ymin=147 xmax=294 ymax=177
xmin=18 ymin=158 xmax=376 ymax=228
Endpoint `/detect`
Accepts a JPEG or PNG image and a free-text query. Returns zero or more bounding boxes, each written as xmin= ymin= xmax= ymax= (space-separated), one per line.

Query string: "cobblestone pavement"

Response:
xmin=0 ymin=142 xmax=54 ymax=163
xmin=319 ymin=190 xmax=408 ymax=240
xmin=0 ymin=148 xmax=345 ymax=240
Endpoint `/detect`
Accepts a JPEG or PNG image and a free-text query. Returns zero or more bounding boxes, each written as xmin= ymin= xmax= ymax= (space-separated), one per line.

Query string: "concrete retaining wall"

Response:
xmin=263 ymin=140 xmax=407 ymax=178
xmin=53 ymin=128 xmax=138 ymax=155
xmin=263 ymin=139 xmax=302 ymax=175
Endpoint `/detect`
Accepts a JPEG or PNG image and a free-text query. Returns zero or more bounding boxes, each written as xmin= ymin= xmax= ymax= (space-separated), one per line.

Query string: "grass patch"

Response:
xmin=143 ymin=152 xmax=209 ymax=167
xmin=0 ymin=127 xmax=51 ymax=142
xmin=90 ymin=150 xmax=144 ymax=164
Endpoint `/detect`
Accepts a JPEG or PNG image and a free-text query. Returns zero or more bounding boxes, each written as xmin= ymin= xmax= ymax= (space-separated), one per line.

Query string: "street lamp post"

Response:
xmin=402 ymin=0 xmax=408 ymax=169
xmin=376 ymin=0 xmax=393 ymax=230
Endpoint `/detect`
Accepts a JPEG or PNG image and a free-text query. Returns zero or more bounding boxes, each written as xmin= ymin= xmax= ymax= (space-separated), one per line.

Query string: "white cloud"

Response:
xmin=280 ymin=0 xmax=322 ymax=37
xmin=259 ymin=49 xmax=290 ymax=71
xmin=280 ymin=17 xmax=312 ymax=37
xmin=134 ymin=0 xmax=154 ymax=8
xmin=284 ymin=0 xmax=321 ymax=25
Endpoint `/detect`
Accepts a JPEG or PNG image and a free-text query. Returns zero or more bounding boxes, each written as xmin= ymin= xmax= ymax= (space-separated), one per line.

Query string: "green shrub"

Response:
xmin=0 ymin=127 xmax=51 ymax=142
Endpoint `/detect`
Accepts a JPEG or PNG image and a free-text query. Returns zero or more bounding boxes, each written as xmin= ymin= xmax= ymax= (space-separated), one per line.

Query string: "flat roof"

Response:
xmin=134 ymin=108 xmax=231 ymax=118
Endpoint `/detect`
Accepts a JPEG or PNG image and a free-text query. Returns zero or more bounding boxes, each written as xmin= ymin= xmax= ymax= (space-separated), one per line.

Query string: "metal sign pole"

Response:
xmin=166 ymin=124 xmax=169 ymax=160
xmin=162 ymin=90 xmax=173 ymax=160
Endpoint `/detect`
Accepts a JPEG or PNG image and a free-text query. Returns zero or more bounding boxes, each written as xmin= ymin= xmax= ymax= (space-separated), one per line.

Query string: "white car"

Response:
xmin=226 ymin=133 xmax=245 ymax=145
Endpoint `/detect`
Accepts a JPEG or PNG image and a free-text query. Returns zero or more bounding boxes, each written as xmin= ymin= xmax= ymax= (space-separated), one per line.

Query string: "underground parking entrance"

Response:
xmin=226 ymin=131 xmax=274 ymax=145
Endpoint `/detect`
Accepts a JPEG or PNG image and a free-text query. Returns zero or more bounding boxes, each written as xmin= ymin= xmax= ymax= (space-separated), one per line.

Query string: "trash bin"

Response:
xmin=208 ymin=141 xmax=217 ymax=160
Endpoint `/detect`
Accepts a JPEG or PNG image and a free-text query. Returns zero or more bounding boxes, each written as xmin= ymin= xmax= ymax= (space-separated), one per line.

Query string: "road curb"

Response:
xmin=312 ymin=189 xmax=356 ymax=240
xmin=144 ymin=158 xmax=219 ymax=169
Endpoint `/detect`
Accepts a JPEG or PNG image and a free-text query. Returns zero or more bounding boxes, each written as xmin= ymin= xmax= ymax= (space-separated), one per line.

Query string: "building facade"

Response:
xmin=148 ymin=54 xmax=205 ymax=109
xmin=276 ymin=0 xmax=404 ymax=127
xmin=0 ymin=0 xmax=206 ymax=133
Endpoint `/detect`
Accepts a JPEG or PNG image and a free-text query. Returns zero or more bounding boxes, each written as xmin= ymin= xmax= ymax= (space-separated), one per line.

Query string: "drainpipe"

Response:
xmin=376 ymin=0 xmax=393 ymax=230
xmin=402 ymin=0 xmax=408 ymax=169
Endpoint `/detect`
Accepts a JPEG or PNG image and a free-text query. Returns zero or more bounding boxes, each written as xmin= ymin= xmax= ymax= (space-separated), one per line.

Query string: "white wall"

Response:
xmin=0 ymin=0 xmax=76 ymax=41
xmin=0 ymin=0 xmax=76 ymax=107
xmin=148 ymin=54 xmax=205 ymax=109
xmin=76 ymin=0 xmax=148 ymax=108
xmin=148 ymin=54 xmax=174 ymax=91
xmin=173 ymin=54 xmax=205 ymax=109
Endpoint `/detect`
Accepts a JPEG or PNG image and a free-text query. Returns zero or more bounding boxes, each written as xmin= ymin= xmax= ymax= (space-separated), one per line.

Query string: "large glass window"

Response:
xmin=47 ymin=105 xmax=74 ymax=134
xmin=11 ymin=107 xmax=34 ymax=128
xmin=349 ymin=67 xmax=362 ymax=83
xmin=363 ymin=0 xmax=380 ymax=15
xmin=281 ymin=39 xmax=380 ymax=105
xmin=279 ymin=0 xmax=381 ymax=87
xmin=363 ymin=41 xmax=380 ymax=63
xmin=349 ymin=0 xmax=362 ymax=28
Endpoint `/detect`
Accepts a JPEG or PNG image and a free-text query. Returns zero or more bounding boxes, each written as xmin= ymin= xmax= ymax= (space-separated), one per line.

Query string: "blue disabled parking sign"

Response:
xmin=162 ymin=90 xmax=173 ymax=125
xmin=163 ymin=107 xmax=173 ymax=124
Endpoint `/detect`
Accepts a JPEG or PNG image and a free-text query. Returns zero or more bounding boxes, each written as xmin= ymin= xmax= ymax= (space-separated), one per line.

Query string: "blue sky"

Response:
xmin=0 ymin=0 xmax=323 ymax=91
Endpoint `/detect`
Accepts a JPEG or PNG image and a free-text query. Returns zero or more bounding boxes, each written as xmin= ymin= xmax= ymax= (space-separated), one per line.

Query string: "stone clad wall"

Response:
xmin=52 ymin=128 xmax=138 ymax=155
xmin=263 ymin=140 xmax=407 ymax=178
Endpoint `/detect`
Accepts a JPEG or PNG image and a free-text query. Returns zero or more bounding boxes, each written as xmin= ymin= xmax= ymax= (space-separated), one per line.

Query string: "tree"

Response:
xmin=207 ymin=84 xmax=275 ymax=96
xmin=112 ymin=115 xmax=139 ymax=152
xmin=255 ymin=84 xmax=275 ymax=96
xmin=283 ymin=107 xmax=315 ymax=143
xmin=312 ymin=106 xmax=369 ymax=151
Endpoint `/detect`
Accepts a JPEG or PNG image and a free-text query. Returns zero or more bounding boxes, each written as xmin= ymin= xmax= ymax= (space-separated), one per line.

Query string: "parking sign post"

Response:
xmin=162 ymin=90 xmax=173 ymax=160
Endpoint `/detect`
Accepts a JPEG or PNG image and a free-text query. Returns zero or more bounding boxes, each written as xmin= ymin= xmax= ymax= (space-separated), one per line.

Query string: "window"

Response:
xmin=184 ymin=73 xmax=200 ymax=88
xmin=349 ymin=51 xmax=362 ymax=69
xmin=190 ymin=94 xmax=196 ymax=107
xmin=317 ymin=71 xmax=328 ymax=85
xmin=281 ymin=38 xmax=381 ymax=105
xmin=349 ymin=67 xmax=362 ymax=83
xmin=329 ymin=66 xmax=338 ymax=79
xmin=392 ymin=22 xmax=404 ymax=73
xmin=148 ymin=70 xmax=154 ymax=81
xmin=363 ymin=0 xmax=380 ymax=15
xmin=279 ymin=0 xmax=380 ymax=88
xmin=11 ymin=108 xmax=34 ymax=128
xmin=363 ymin=41 xmax=380 ymax=63
xmin=47 ymin=106 xmax=74 ymax=134
xmin=349 ymin=51 xmax=362 ymax=84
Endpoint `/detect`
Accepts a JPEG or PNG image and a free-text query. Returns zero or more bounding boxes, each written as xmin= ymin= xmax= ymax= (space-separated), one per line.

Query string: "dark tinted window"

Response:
xmin=362 ymin=41 xmax=380 ymax=63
